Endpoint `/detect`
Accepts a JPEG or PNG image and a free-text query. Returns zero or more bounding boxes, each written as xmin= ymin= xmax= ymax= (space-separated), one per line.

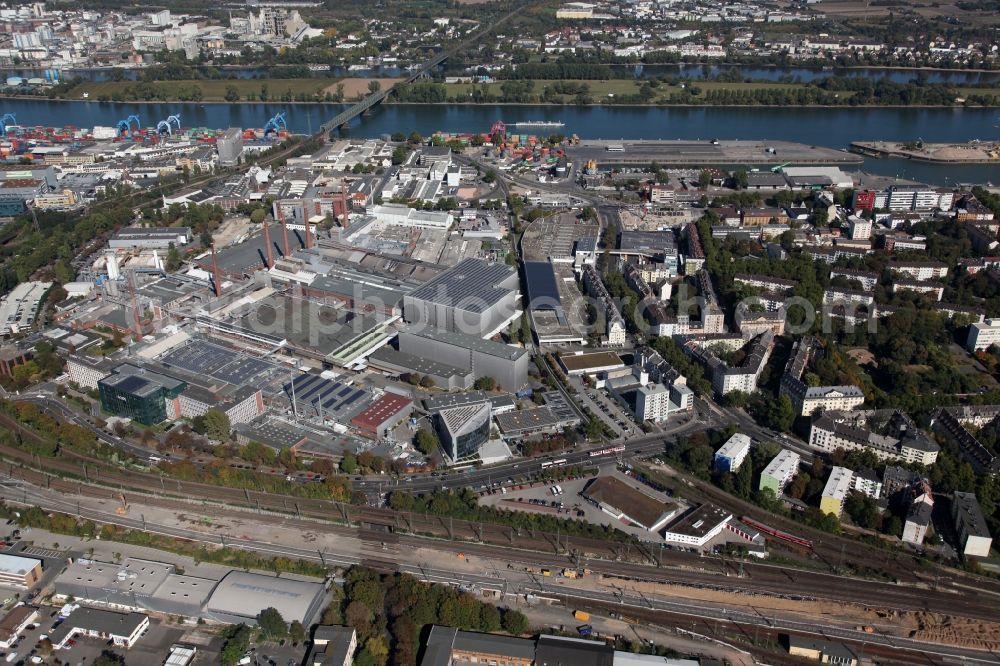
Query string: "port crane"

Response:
xmin=116 ymin=114 xmax=141 ymax=136
xmin=156 ymin=114 xmax=181 ymax=135
xmin=263 ymin=112 xmax=287 ymax=136
xmin=0 ymin=113 xmax=16 ymax=137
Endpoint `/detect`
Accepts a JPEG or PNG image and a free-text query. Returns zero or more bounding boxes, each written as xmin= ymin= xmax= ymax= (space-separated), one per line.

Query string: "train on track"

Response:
xmin=589 ymin=445 xmax=625 ymax=458
xmin=740 ymin=516 xmax=813 ymax=549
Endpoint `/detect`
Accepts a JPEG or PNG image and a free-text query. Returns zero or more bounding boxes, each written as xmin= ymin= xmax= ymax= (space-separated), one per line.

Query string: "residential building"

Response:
xmin=759 ymin=449 xmax=801 ymax=495
xmin=780 ymin=337 xmax=865 ymax=416
xmin=307 ymin=626 xmax=357 ymax=666
xmin=820 ymin=466 xmax=854 ymax=517
xmin=966 ymin=318 xmax=1000 ymax=352
xmin=852 ymin=468 xmax=882 ymax=498
xmin=714 ymin=433 xmax=751 ymax=473
xmin=902 ymin=494 xmax=933 ymax=546
xmin=887 ymin=260 xmax=948 ymax=281
xmin=953 ymin=491 xmax=993 ymax=558
xmin=809 ymin=409 xmax=939 ymax=465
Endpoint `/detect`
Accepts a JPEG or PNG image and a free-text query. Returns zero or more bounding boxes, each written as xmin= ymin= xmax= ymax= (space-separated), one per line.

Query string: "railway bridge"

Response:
xmin=318 ymin=9 xmax=518 ymax=136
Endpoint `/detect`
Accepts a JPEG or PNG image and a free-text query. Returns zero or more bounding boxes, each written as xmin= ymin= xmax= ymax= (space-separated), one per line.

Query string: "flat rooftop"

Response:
xmin=558 ymin=351 xmax=625 ymax=373
xmin=400 ymin=327 xmax=527 ymax=362
xmin=406 ymin=257 xmax=516 ymax=314
xmin=582 ymin=476 xmax=677 ymax=530
xmin=566 ymin=140 xmax=863 ymax=166
xmin=662 ymin=503 xmax=732 ymax=539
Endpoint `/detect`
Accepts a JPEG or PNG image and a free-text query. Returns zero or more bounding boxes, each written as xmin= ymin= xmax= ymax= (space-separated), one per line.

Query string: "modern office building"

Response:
xmin=398 ymin=327 xmax=529 ymax=390
xmin=714 ymin=433 xmax=751 ymax=473
xmin=403 ymin=258 xmax=519 ymax=337
xmin=953 ymin=491 xmax=993 ymax=558
xmin=758 ymin=449 xmax=801 ymax=495
xmin=820 ymin=466 xmax=854 ymax=517
xmin=436 ymin=401 xmax=492 ymax=464
xmin=98 ymin=364 xmax=187 ymax=426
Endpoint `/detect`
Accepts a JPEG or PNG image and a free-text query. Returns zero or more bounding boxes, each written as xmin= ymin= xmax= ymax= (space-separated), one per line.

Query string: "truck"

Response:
xmin=577 ymin=624 xmax=593 ymax=636
xmin=562 ymin=569 xmax=578 ymax=579
xmin=540 ymin=568 xmax=552 ymax=577
xmin=573 ymin=610 xmax=590 ymax=622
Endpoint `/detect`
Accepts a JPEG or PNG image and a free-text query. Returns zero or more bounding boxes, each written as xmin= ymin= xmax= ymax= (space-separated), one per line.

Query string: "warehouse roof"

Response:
xmin=406 ymin=258 xmax=516 ymax=313
xmin=558 ymin=351 xmax=625 ymax=374
xmin=401 ymin=327 xmax=527 ymax=362
xmin=350 ymin=393 xmax=412 ymax=430
xmin=582 ymin=477 xmax=677 ymax=531
xmin=536 ymin=634 xmax=614 ymax=666
xmin=205 ymin=571 xmax=326 ymax=625
xmin=523 ymin=261 xmax=561 ymax=311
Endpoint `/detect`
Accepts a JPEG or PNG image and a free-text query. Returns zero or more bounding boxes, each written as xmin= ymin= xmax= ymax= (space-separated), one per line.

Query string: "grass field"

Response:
xmin=67 ymin=78 xmax=341 ymax=102
xmin=444 ymin=79 xmax=823 ymax=102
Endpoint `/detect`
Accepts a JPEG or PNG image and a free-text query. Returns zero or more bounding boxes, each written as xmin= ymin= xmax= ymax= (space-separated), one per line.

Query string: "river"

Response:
xmin=1 ymin=98 xmax=998 ymax=185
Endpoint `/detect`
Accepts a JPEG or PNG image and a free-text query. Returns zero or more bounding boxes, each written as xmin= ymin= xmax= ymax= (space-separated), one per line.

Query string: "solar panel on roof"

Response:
xmin=523 ymin=261 xmax=561 ymax=311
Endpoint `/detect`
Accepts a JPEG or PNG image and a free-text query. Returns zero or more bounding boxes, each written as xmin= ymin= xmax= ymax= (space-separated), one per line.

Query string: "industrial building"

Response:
xmin=0 ymin=281 xmax=52 ymax=336
xmin=557 ymin=351 xmax=626 ymax=376
xmin=661 ymin=503 xmax=733 ymax=549
xmin=0 ymin=553 xmax=42 ymax=588
xmin=398 ymin=327 xmax=529 ymax=391
xmin=953 ymin=491 xmax=993 ymax=558
xmin=758 ymin=449 xmax=801 ymax=495
xmin=108 ymin=227 xmax=193 ymax=250
xmin=53 ymin=557 xmax=215 ymax=617
xmin=436 ymin=401 xmax=492 ymax=464
xmin=403 ymin=258 xmax=520 ymax=337
xmin=349 ymin=392 xmax=412 ymax=438
xmin=581 ymin=476 xmax=679 ymax=532
xmin=494 ymin=405 xmax=579 ymax=439
xmin=367 ymin=345 xmax=474 ymax=392
xmin=820 ymin=466 xmax=854 ymax=517
xmin=50 ymin=607 xmax=150 ymax=650
xmin=714 ymin=433 xmax=751 ymax=473
xmin=204 ymin=571 xmax=327 ymax=626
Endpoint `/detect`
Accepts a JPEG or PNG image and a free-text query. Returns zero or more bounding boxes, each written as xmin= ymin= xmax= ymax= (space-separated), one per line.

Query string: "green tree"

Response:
xmin=368 ymin=80 xmax=382 ymax=94
xmin=415 ymin=428 xmax=440 ymax=456
xmin=250 ymin=208 xmax=266 ymax=224
xmin=698 ymin=170 xmax=712 ymax=188
xmin=256 ymin=607 xmax=287 ymax=639
xmin=473 ymin=376 xmax=497 ymax=391
xmin=289 ymin=620 xmax=306 ymax=643
xmin=92 ymin=651 xmax=125 ymax=666
xmin=340 ymin=452 xmax=359 ymax=474
xmin=585 ymin=417 xmax=604 ymax=441
xmin=165 ymin=243 xmax=183 ymax=272
xmin=502 ymin=609 xmax=529 ymax=635
xmin=224 ymin=85 xmax=240 ymax=102
xmin=201 ymin=409 xmax=231 ymax=441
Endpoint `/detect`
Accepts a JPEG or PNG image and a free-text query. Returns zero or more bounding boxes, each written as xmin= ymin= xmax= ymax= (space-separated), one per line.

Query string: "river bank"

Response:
xmin=851 ymin=141 xmax=1000 ymax=164
xmin=0 ymin=99 xmax=996 ymax=185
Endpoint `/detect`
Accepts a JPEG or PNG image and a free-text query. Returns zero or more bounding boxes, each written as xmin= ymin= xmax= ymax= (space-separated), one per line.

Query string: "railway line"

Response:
xmin=4 ymin=454 xmax=1000 ymax=626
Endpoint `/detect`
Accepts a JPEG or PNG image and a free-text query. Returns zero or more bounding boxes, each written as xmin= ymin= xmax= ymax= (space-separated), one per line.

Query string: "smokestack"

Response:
xmin=128 ymin=275 xmax=141 ymax=338
xmin=262 ymin=221 xmax=274 ymax=268
xmin=340 ymin=179 xmax=349 ymax=227
xmin=281 ymin=219 xmax=291 ymax=257
xmin=211 ymin=245 xmax=223 ymax=297
xmin=304 ymin=216 xmax=313 ymax=249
